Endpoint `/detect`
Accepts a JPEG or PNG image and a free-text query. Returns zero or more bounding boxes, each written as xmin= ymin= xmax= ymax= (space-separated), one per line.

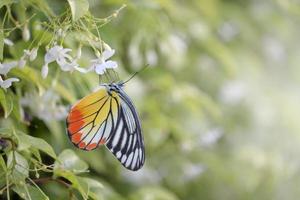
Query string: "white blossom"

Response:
xmin=42 ymin=45 xmax=86 ymax=78
xmin=88 ymin=49 xmax=118 ymax=75
xmin=45 ymin=45 xmax=72 ymax=64
xmin=0 ymin=76 xmax=19 ymax=89
xmin=19 ymin=48 xmax=38 ymax=68
xmin=0 ymin=61 xmax=18 ymax=75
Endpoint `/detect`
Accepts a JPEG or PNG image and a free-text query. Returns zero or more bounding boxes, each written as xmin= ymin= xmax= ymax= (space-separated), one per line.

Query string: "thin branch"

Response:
xmin=31 ymin=177 xmax=71 ymax=188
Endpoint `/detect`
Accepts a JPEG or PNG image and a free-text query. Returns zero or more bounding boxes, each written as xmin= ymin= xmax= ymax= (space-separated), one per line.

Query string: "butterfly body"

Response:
xmin=66 ymin=82 xmax=145 ymax=171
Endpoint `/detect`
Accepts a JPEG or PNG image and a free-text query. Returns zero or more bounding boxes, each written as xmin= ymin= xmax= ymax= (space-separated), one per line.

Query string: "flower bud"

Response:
xmin=22 ymin=24 xmax=30 ymax=41
xmin=3 ymin=38 xmax=13 ymax=46
xmin=103 ymin=42 xmax=112 ymax=51
xmin=95 ymin=50 xmax=101 ymax=58
xmin=30 ymin=48 xmax=38 ymax=61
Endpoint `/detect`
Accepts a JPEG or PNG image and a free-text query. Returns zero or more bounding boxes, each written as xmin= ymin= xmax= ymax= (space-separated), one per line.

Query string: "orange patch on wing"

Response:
xmin=79 ymin=142 xmax=86 ymax=148
xmin=99 ymin=138 xmax=106 ymax=145
xmin=68 ymin=119 xmax=85 ymax=134
xmin=86 ymin=143 xmax=97 ymax=150
xmin=68 ymin=109 xmax=83 ymax=123
xmin=71 ymin=133 xmax=82 ymax=143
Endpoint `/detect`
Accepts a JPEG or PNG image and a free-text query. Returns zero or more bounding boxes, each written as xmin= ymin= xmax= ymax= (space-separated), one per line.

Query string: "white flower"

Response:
xmin=0 ymin=76 xmax=19 ymax=89
xmin=0 ymin=61 xmax=18 ymax=75
xmin=89 ymin=49 xmax=118 ymax=75
xmin=4 ymin=39 xmax=14 ymax=46
xmin=42 ymin=45 xmax=86 ymax=78
xmin=45 ymin=45 xmax=72 ymax=64
xmin=19 ymin=48 xmax=39 ymax=68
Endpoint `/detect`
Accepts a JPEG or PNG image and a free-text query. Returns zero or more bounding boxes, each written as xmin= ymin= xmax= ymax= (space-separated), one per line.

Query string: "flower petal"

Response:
xmin=105 ymin=60 xmax=118 ymax=69
xmin=0 ymin=61 xmax=18 ymax=75
xmin=45 ymin=52 xmax=56 ymax=63
xmin=95 ymin=63 xmax=107 ymax=75
xmin=56 ymin=57 xmax=67 ymax=67
xmin=0 ymin=78 xmax=19 ymax=89
xmin=45 ymin=45 xmax=62 ymax=63
xmin=102 ymin=49 xmax=115 ymax=60
xmin=91 ymin=58 xmax=104 ymax=64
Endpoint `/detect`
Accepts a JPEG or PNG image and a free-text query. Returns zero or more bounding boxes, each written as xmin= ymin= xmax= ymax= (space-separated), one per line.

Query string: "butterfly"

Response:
xmin=66 ymin=82 xmax=145 ymax=171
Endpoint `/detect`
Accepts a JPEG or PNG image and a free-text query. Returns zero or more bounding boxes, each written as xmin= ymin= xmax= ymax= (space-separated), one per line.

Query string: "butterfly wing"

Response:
xmin=66 ymin=86 xmax=119 ymax=151
xmin=105 ymin=88 xmax=145 ymax=171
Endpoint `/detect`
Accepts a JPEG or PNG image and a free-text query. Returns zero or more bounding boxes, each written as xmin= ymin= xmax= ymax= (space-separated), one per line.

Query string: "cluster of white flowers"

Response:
xmin=1 ymin=35 xmax=119 ymax=90
xmin=0 ymin=39 xmax=19 ymax=89
xmin=0 ymin=39 xmax=42 ymax=89
xmin=41 ymin=43 xmax=118 ymax=78
xmin=19 ymin=48 xmax=38 ymax=68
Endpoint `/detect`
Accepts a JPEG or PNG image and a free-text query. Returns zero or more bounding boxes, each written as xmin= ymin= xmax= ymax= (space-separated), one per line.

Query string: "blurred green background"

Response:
xmin=3 ymin=0 xmax=300 ymax=199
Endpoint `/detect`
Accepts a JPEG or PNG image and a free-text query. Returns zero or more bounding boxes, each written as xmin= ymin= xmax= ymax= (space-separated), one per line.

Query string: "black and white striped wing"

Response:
xmin=106 ymin=90 xmax=145 ymax=171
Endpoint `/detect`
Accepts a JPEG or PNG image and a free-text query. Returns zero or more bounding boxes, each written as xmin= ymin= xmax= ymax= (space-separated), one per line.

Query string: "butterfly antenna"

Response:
xmin=122 ymin=64 xmax=149 ymax=85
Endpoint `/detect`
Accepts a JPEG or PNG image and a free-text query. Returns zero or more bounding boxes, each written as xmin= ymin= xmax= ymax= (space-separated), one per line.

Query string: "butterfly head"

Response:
xmin=104 ymin=82 xmax=124 ymax=96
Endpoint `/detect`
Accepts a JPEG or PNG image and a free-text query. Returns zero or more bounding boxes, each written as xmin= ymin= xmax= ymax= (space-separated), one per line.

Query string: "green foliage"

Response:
xmin=67 ymin=0 xmax=89 ymax=21
xmin=0 ymin=90 xmax=13 ymax=118
xmin=17 ymin=132 xmax=56 ymax=159
xmin=0 ymin=0 xmax=300 ymax=199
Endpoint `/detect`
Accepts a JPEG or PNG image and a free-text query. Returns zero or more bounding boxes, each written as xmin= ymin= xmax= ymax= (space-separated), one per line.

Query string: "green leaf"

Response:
xmin=78 ymin=177 xmax=104 ymax=200
xmin=67 ymin=0 xmax=89 ymax=21
xmin=10 ymin=91 xmax=22 ymax=121
xmin=17 ymin=132 xmax=56 ymax=159
xmin=54 ymin=149 xmax=88 ymax=173
xmin=54 ymin=170 xmax=88 ymax=199
xmin=130 ymin=187 xmax=180 ymax=200
xmin=0 ymin=127 xmax=13 ymax=137
xmin=31 ymin=148 xmax=42 ymax=162
xmin=53 ymin=150 xmax=90 ymax=198
xmin=12 ymin=184 xmax=49 ymax=200
xmin=0 ymin=155 xmax=6 ymax=171
xmin=53 ymin=82 xmax=76 ymax=103
xmin=7 ymin=151 xmax=29 ymax=182
xmin=10 ymin=67 xmax=45 ymax=94
xmin=0 ymin=89 xmax=13 ymax=118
